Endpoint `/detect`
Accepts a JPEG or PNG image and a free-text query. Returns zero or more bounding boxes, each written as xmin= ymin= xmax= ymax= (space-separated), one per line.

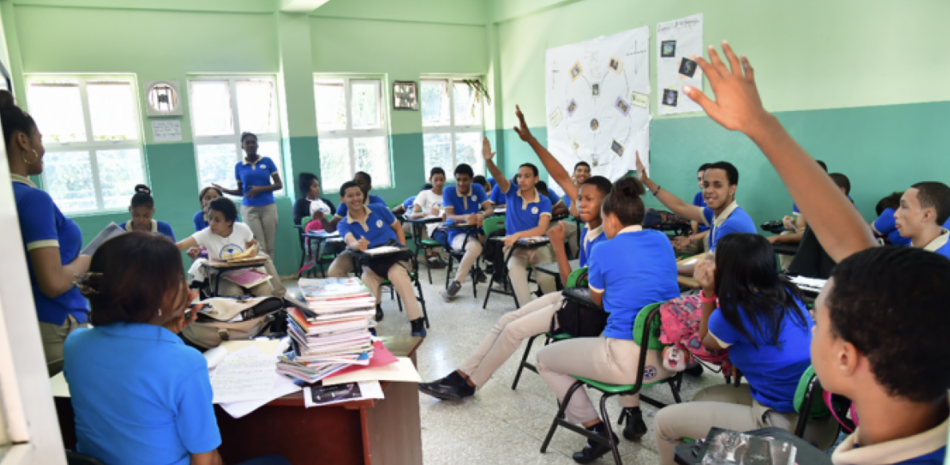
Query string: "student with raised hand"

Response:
xmin=420 ymin=176 xmax=612 ymax=400
xmin=672 ymin=163 xmax=711 ymax=255
xmin=4 ymin=89 xmax=90 ymax=376
xmin=892 ymin=182 xmax=950 ymax=258
xmin=440 ymin=163 xmax=493 ymax=302
xmin=213 ymin=132 xmax=282 ymax=260
xmin=335 ymin=181 xmax=425 ymax=336
xmin=534 ymin=177 xmax=680 ymax=462
xmin=118 ymin=184 xmax=176 ymax=241
xmin=871 ymin=192 xmax=912 ymax=246
xmin=653 ymin=234 xmax=837 ymax=464
xmin=482 ymin=136 xmax=557 ymax=305
xmin=410 ymin=168 xmax=447 ymax=268
xmin=194 ymin=186 xmax=223 ymax=232
xmin=65 ymin=232 xmax=290 ymax=465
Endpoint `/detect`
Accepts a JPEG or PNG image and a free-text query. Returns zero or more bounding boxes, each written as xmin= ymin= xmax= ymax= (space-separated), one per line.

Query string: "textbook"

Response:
xmin=701 ymin=428 xmax=796 ymax=465
xmin=299 ymin=277 xmax=372 ymax=302
xmin=222 ymin=269 xmax=271 ymax=288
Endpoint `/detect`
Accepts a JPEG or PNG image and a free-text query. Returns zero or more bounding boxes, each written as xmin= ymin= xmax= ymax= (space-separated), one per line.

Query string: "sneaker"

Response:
xmin=375 ymin=304 xmax=383 ymax=322
xmin=572 ymin=424 xmax=618 ymax=464
xmin=410 ymin=318 xmax=427 ymax=337
xmin=619 ymin=407 xmax=647 ymax=440
xmin=441 ymin=280 xmax=463 ymax=302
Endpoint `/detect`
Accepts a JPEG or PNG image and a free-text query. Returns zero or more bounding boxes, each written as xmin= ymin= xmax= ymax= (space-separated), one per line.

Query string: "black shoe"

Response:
xmin=572 ymin=424 xmax=618 ymax=464
xmin=619 ymin=407 xmax=647 ymax=440
xmin=473 ymin=268 xmax=488 ymax=283
xmin=419 ymin=378 xmax=475 ymax=401
xmin=410 ymin=318 xmax=427 ymax=337
xmin=375 ymin=305 xmax=383 ymax=322
xmin=684 ymin=363 xmax=704 ymax=377
xmin=418 ymin=371 xmax=463 ymax=397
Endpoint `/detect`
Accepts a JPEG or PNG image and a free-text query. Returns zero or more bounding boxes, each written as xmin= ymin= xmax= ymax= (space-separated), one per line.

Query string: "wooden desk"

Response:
xmin=676 ymin=252 xmax=708 ymax=289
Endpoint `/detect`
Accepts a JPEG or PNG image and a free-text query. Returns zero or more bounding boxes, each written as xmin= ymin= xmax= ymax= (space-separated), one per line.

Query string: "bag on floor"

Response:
xmin=181 ymin=296 xmax=285 ymax=350
xmin=553 ymin=287 xmax=607 ymax=338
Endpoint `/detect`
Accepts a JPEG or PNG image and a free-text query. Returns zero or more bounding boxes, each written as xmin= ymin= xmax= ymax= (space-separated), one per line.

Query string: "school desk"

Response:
xmin=673 ymin=427 xmax=832 ymax=465
xmin=676 ymin=252 xmax=707 ymax=289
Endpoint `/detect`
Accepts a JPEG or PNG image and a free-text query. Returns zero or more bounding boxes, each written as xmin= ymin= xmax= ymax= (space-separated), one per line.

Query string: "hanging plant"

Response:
xmin=461 ymin=79 xmax=491 ymax=117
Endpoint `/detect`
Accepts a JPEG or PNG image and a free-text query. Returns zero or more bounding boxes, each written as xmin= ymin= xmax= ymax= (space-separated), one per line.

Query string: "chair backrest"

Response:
xmin=482 ymin=215 xmax=505 ymax=237
xmin=632 ymin=302 xmax=667 ymax=350
xmin=794 ymin=366 xmax=832 ymax=419
xmin=565 ymin=266 xmax=589 ymax=289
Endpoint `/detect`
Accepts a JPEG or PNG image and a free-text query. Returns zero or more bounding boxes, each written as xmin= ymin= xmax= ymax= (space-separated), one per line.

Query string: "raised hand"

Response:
xmin=481 ymin=136 xmax=495 ymax=161
xmin=635 ymin=151 xmax=650 ymax=184
xmin=682 ymin=41 xmax=770 ymax=135
xmin=512 ymin=105 xmax=534 ymax=142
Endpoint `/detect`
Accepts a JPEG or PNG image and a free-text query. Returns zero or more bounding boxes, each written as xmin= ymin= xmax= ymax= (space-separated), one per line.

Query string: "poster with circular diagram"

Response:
xmin=545 ymin=26 xmax=651 ymax=181
xmin=656 ymin=13 xmax=704 ymax=115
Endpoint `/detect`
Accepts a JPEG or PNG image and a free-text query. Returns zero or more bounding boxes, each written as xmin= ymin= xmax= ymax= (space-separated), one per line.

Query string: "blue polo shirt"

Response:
xmin=502 ymin=186 xmax=552 ymax=235
xmin=443 ymin=184 xmax=489 ymax=243
xmin=490 ymin=184 xmax=507 ymax=205
xmin=64 ymin=323 xmax=221 ymax=465
xmin=193 ymin=211 xmax=208 ymax=232
xmin=692 ymin=192 xmax=709 ymax=233
xmin=337 ymin=204 xmax=399 ymax=248
xmin=893 ymin=447 xmax=945 ymax=465
xmin=402 ymin=196 xmax=417 ymax=210
xmin=708 ymin=298 xmax=813 ymax=412
xmin=118 ymin=220 xmax=176 ymax=242
xmin=702 ymin=205 xmax=758 ymax=252
xmin=873 ymin=208 xmax=912 ymax=246
xmin=578 ymin=225 xmax=608 ymax=267
xmin=336 ymin=194 xmax=387 ymax=218
xmin=487 ymin=177 xmax=497 ymax=189
xmin=588 ymin=228 xmax=679 ymax=340
xmin=234 ymin=157 xmax=278 ymax=207
xmin=543 ymin=189 xmax=561 ymax=206
xmin=13 ymin=178 xmax=88 ymax=325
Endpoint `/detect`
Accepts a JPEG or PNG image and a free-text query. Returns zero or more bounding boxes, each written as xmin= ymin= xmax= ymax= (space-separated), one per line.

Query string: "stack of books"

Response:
xmin=278 ymin=278 xmax=377 ymax=383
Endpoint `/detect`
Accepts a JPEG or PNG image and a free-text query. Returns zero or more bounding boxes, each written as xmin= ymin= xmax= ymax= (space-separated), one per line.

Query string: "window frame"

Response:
xmin=313 ymin=75 xmax=392 ymax=192
xmin=24 ymin=74 xmax=147 ymax=214
xmin=420 ymin=76 xmax=486 ymax=179
xmin=187 ymin=76 xmax=284 ymax=195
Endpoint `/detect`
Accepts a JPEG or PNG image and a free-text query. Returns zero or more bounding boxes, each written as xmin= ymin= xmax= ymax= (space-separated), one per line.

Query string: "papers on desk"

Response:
xmin=321 ymin=357 xmax=421 ymax=386
xmin=220 ymin=375 xmax=302 ymax=419
xmin=210 ymin=345 xmax=280 ymax=404
xmin=362 ymin=245 xmax=404 ymax=256
xmin=222 ymin=269 xmax=271 ymax=288
xmin=305 ymin=230 xmax=340 ymax=238
xmin=303 ymin=381 xmax=384 ymax=408
xmin=208 ymin=341 xmax=302 ymax=418
xmin=81 ymin=222 xmax=125 ymax=256
xmin=788 ymin=276 xmax=827 ymax=293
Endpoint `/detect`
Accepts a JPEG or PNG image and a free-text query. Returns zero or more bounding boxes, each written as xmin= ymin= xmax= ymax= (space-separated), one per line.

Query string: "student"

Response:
xmin=326 ymin=171 xmax=389 ymax=278
xmin=336 ymin=181 xmax=425 ymax=336
xmin=673 ymin=163 xmax=711 ymax=256
xmin=391 ymin=184 xmax=430 ymax=216
xmin=684 ymin=41 xmax=946 ymax=465
xmin=194 ymin=186 xmax=223 ymax=232
xmin=439 ymin=163 xmax=495 ymax=301
xmin=489 ymin=174 xmax=517 ymax=207
xmin=292 ymin=172 xmax=335 ymax=227
xmin=871 ymin=192 xmax=912 ymax=246
xmin=64 ymin=232 xmax=290 ymax=465
xmin=411 ymin=168 xmax=447 ymax=267
xmin=473 ymin=175 xmax=492 ymax=197
xmin=420 ymin=176 xmax=612 ymax=400
xmin=772 ymin=160 xmax=830 ymax=248
xmin=537 ymin=181 xmax=569 ymax=216
xmin=118 ymin=184 xmax=176 ymax=241
xmin=4 ymin=89 xmax=90 ymax=376
xmin=213 ymin=132 xmax=283 ymax=260
xmin=482 ymin=137 xmax=557 ymax=305
xmin=535 ymin=177 xmax=680 ymax=462
xmin=635 ymin=155 xmax=757 ymax=275
xmin=176 ymin=198 xmax=286 ymax=298
xmin=893 ymin=181 xmax=950 ymax=258
xmin=653 ymin=234 xmax=837 ymax=464
xmin=560 ymin=161 xmax=591 ymax=254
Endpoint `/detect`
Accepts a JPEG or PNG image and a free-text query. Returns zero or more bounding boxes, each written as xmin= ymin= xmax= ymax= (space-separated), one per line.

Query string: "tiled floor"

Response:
xmin=285 ymin=264 xmax=723 ymax=465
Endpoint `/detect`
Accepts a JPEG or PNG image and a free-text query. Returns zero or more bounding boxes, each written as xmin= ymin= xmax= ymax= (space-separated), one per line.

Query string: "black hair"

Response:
xmin=601 ymin=176 xmax=645 ymax=226
xmin=130 ymin=184 xmax=154 ymax=209
xmin=518 ymin=163 xmax=539 ymax=178
xmin=875 ymin=192 xmax=903 ymax=217
xmin=698 ymin=163 xmax=712 ymax=173
xmin=421 ymin=183 xmax=433 ymax=190
xmin=80 ymin=232 xmax=186 ymax=327
xmin=0 ymin=90 xmax=37 ymax=149
xmin=816 ymin=160 xmax=828 ymax=172
xmin=582 ymin=175 xmax=612 ymax=197
xmin=354 ymin=171 xmax=372 ymax=185
xmin=339 ymin=181 xmax=362 ymax=198
xmin=472 ymin=175 xmax=487 ymax=186
xmin=208 ymin=197 xmax=238 ymax=223
xmin=713 ymin=233 xmax=808 ymax=349
xmin=455 ymin=164 xmax=475 ymax=179
xmin=830 ymin=173 xmax=851 ymax=195
xmin=240 ymin=132 xmax=257 ymax=142
xmin=827 ymin=246 xmax=950 ymax=402
xmin=705 ymin=161 xmax=739 ymax=186
xmin=198 ymin=185 xmax=223 ymax=204
xmin=911 ymin=182 xmax=950 ymax=225
xmin=536 ymin=181 xmax=550 ymax=196
xmin=429 ymin=167 xmax=445 ymax=178
xmin=297 ymin=172 xmax=319 ymax=198
xmin=574 ymin=161 xmax=591 ymax=172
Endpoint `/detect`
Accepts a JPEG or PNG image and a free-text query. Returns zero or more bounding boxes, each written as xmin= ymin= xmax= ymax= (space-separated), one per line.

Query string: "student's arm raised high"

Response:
xmin=482 ymin=137 xmax=510 ymax=194
xmin=513 ymin=105 xmax=578 ymax=203
xmin=635 ymin=153 xmax=706 ymax=223
xmin=683 ymin=42 xmax=875 ymax=260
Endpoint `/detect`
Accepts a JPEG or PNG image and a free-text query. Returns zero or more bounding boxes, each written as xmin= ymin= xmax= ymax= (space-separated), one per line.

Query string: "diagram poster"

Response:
xmin=545 ymin=26 xmax=651 ymax=181
xmin=656 ymin=13 xmax=704 ymax=115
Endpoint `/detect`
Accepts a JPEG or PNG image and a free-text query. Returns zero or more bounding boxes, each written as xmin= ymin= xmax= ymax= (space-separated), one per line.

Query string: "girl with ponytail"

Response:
xmin=118 ymin=184 xmax=176 ymax=241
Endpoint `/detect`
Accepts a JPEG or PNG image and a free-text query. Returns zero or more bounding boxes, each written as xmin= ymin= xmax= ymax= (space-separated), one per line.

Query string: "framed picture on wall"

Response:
xmin=393 ymin=80 xmax=418 ymax=111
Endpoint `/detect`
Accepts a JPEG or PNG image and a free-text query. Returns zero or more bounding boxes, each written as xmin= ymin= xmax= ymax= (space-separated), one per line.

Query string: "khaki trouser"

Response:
xmin=505 ymin=245 xmax=557 ymax=306
xmin=654 ymin=384 xmax=839 ymax=465
xmin=451 ymin=234 xmax=484 ymax=284
xmin=327 ymin=254 xmax=355 ymax=278
xmin=360 ymin=260 xmax=422 ymax=322
xmin=242 ymin=203 xmax=279 ymax=260
xmin=459 ymin=292 xmax=563 ymax=387
xmin=41 ymin=315 xmax=89 ymax=376
xmin=562 ymin=220 xmax=579 ymax=257
xmin=537 ymin=336 xmax=669 ymax=424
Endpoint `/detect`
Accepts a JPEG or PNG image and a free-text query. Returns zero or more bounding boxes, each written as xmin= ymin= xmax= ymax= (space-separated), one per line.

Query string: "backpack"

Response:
xmin=181 ymin=296 xmax=285 ymax=350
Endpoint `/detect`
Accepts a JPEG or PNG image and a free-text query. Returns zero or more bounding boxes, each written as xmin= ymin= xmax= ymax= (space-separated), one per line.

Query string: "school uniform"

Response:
xmin=692 ymin=192 xmax=709 ymax=232
xmin=536 ymin=226 xmax=680 ymax=424
xmin=402 ymin=196 xmax=417 ymax=211
xmin=442 ymin=185 xmax=490 ymax=285
xmin=923 ymin=229 xmax=950 ymax=259
xmin=411 ymin=189 xmax=444 ymax=237
xmin=832 ymin=401 xmax=947 ymax=465
xmin=327 ymin=194 xmax=388 ymax=278
xmin=235 ymin=156 xmax=279 ymax=259
xmin=870 ymin=208 xmax=911 ymax=246
xmin=193 ymin=210 xmax=208 ymax=232
xmin=501 ymin=185 xmax=556 ymax=305
xmin=119 ymin=219 xmax=176 ymax=241
xmin=560 ymin=193 xmax=581 ymax=255
xmin=189 ymin=223 xmax=284 ymax=297
xmin=701 ymin=201 xmax=758 ymax=251
xmin=489 ymin=184 xmax=506 ymax=205
xmin=337 ymin=204 xmax=422 ymax=322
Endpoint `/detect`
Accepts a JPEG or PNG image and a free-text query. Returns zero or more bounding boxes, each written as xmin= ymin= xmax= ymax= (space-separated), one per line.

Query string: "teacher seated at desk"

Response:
xmin=64 ymin=232 xmax=289 ymax=465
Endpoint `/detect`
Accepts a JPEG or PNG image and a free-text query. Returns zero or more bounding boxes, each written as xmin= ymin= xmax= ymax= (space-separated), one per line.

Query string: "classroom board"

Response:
xmin=545 ymin=26 xmax=651 ymax=181
xmin=656 ymin=13 xmax=704 ymax=115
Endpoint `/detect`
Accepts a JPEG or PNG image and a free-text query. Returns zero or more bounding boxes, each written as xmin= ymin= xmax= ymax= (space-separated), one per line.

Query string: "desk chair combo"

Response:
xmin=405 ymin=216 xmax=444 ymax=284
xmin=345 ymin=249 xmax=431 ymax=331
xmin=439 ymin=223 xmax=485 ymax=299
xmin=297 ymin=216 xmax=342 ymax=278
xmin=482 ymin=219 xmax=548 ymax=309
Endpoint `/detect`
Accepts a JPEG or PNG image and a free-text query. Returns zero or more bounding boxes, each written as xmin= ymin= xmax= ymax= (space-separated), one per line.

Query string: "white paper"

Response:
xmin=220 ymin=374 xmax=302 ymax=419
xmin=546 ymin=26 xmax=651 ymax=181
xmin=203 ymin=346 xmax=229 ymax=370
xmin=321 ymin=357 xmax=421 ymax=386
xmin=151 ymin=119 xmax=182 ymax=142
xmin=210 ymin=345 xmax=279 ymax=404
xmin=656 ymin=13 xmax=704 ymax=115
xmin=683 ymin=258 xmax=699 ymax=266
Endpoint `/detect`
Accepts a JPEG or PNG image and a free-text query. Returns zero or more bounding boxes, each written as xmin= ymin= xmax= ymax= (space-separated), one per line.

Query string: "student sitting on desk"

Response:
xmin=65 ymin=232 xmax=290 ymax=465
xmin=420 ymin=175 xmax=612 ymax=401
xmin=119 ymin=184 xmax=176 ymax=241
xmin=440 ymin=163 xmax=494 ymax=302
xmin=635 ymin=154 xmax=756 ymax=276
xmin=336 ymin=181 xmax=425 ymax=336
xmin=176 ymin=197 xmax=286 ymax=298
xmin=410 ymin=168 xmax=447 ymax=268
xmin=673 ymin=163 xmax=711 ymax=256
xmin=325 ymin=171 xmax=388 ymax=278
xmin=194 ymin=186 xmax=223 ymax=232
xmin=892 ymin=181 xmax=950 ymax=258
xmin=482 ymin=137 xmax=557 ymax=305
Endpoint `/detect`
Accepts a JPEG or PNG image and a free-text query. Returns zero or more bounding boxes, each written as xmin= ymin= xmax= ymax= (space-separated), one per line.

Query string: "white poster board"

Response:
xmin=656 ymin=13 xmax=704 ymax=115
xmin=545 ymin=26 xmax=651 ymax=181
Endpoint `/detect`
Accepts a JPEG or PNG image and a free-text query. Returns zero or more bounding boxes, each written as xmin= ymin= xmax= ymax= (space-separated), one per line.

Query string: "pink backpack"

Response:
xmin=304 ymin=218 xmax=324 ymax=233
xmin=658 ymin=295 xmax=731 ymax=369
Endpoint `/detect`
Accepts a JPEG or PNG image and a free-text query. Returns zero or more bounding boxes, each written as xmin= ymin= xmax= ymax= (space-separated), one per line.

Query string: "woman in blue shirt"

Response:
xmin=653 ymin=233 xmax=837 ymax=465
xmin=213 ymin=132 xmax=283 ymax=260
xmin=118 ymin=184 xmax=176 ymax=241
xmin=64 ymin=232 xmax=288 ymax=465
xmin=3 ymin=90 xmax=91 ymax=376
xmin=194 ymin=185 xmax=223 ymax=232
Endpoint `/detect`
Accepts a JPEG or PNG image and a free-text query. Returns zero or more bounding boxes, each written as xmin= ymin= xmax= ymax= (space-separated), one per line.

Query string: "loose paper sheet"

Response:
xmin=656 ymin=13 xmax=704 ymax=115
xmin=220 ymin=374 xmax=302 ymax=419
xmin=151 ymin=119 xmax=182 ymax=142
xmin=210 ymin=345 xmax=279 ymax=404
xmin=321 ymin=357 xmax=421 ymax=386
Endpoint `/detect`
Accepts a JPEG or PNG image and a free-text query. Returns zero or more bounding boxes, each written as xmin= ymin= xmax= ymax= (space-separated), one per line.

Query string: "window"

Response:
xmin=189 ymin=77 xmax=283 ymax=191
xmin=25 ymin=76 xmax=146 ymax=213
xmin=314 ymin=77 xmax=391 ymax=192
xmin=421 ymin=78 xmax=484 ymax=179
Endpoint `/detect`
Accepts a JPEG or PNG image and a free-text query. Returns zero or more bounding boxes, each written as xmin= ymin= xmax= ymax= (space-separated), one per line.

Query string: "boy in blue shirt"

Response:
xmin=674 ymin=163 xmax=711 ymax=256
xmin=440 ymin=164 xmax=493 ymax=301
xmin=482 ymin=137 xmax=557 ymax=305
xmin=892 ymin=182 xmax=950 ymax=259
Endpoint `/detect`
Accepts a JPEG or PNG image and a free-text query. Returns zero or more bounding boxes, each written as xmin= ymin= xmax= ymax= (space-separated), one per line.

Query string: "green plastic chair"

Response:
xmin=792 ymin=366 xmax=844 ymax=446
xmin=539 ymin=302 xmax=684 ymax=465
